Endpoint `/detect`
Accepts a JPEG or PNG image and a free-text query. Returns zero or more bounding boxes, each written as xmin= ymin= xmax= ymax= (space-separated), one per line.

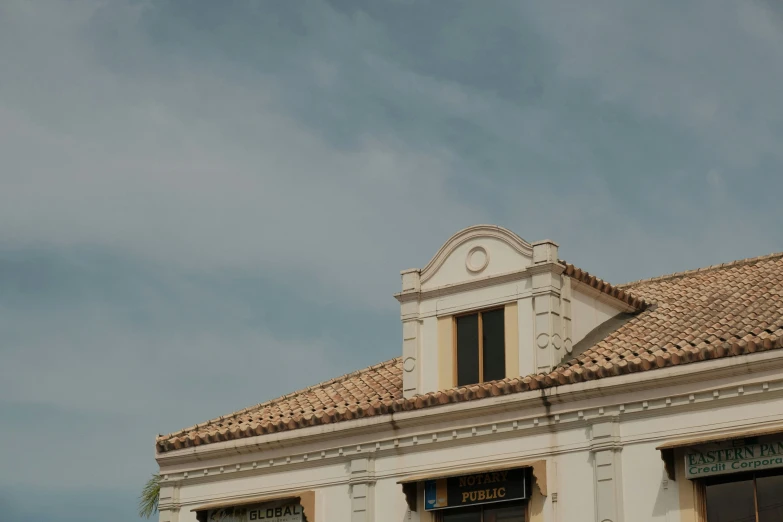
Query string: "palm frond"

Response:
xmin=138 ymin=473 xmax=161 ymax=519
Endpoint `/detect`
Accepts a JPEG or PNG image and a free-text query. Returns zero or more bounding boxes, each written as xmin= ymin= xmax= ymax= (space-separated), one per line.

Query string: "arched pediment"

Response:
xmin=420 ymin=225 xmax=534 ymax=290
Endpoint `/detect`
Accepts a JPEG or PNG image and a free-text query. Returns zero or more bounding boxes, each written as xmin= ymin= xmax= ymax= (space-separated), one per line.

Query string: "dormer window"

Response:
xmin=396 ymin=226 xmax=641 ymax=398
xmin=455 ymin=308 xmax=506 ymax=386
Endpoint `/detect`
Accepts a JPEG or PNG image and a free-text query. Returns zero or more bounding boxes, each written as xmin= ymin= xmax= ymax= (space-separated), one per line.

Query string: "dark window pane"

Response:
xmin=484 ymin=501 xmax=526 ymax=522
xmin=757 ymin=473 xmax=783 ymax=522
xmin=705 ymin=478 xmax=755 ymax=522
xmin=482 ymin=309 xmax=506 ymax=382
xmin=442 ymin=505 xmax=481 ymax=522
xmin=456 ymin=314 xmax=480 ymax=386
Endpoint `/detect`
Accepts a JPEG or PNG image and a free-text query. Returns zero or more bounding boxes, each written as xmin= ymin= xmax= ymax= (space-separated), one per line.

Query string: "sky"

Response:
xmin=1 ymin=0 xmax=782 ymax=520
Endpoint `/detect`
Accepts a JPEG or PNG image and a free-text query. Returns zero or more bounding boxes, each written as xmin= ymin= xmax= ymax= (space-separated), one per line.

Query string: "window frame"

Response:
xmin=700 ymin=467 xmax=783 ymax=521
xmin=452 ymin=306 xmax=506 ymax=387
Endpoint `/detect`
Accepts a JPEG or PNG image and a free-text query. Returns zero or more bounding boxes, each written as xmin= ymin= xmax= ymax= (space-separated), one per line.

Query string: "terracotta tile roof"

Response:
xmin=156 ymin=253 xmax=783 ymax=453
xmin=157 ymin=358 xmax=402 ymax=452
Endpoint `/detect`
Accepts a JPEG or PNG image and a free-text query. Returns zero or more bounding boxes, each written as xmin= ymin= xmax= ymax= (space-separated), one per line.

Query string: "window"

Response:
xmin=440 ymin=500 xmax=525 ymax=522
xmin=455 ymin=308 xmax=505 ymax=386
xmin=704 ymin=469 xmax=783 ymax=521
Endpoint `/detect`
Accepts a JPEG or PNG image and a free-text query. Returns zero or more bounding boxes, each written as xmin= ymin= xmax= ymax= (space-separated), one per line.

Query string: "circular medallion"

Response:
xmin=465 ymin=246 xmax=490 ymax=273
xmin=403 ymin=357 xmax=416 ymax=373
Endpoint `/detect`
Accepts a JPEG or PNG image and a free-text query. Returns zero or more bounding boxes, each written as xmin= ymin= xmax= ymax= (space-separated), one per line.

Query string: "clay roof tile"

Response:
xmin=156 ymin=251 xmax=783 ymax=453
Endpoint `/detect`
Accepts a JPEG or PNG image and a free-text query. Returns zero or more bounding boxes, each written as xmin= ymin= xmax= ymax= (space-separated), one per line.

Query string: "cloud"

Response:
xmin=1 ymin=1 xmax=783 ymax=521
xmin=0 ymin=485 xmax=138 ymax=522
xmin=523 ymin=1 xmax=783 ymax=169
xmin=3 ymin=0 xmax=780 ymax=294
xmin=0 ymin=0 xmax=487 ymax=310
xmin=0 ymin=250 xmax=355 ymax=494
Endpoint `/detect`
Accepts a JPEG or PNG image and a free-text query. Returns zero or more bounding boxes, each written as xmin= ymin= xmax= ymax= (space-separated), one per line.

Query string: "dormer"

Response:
xmin=394 ymin=225 xmax=643 ymax=398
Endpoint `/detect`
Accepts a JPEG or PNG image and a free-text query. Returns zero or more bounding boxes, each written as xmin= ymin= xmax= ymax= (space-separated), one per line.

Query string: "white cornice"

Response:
xmin=395 ymin=262 xmax=626 ymax=306
xmin=395 ymin=267 xmax=533 ymax=303
xmin=157 ymin=350 xmax=783 ymax=478
xmin=158 ymin=377 xmax=783 ymax=488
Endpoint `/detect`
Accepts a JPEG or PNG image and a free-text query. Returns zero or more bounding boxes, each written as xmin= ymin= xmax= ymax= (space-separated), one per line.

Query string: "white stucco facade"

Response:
xmin=157 ymin=353 xmax=783 ymax=522
xmin=155 ymin=226 xmax=783 ymax=522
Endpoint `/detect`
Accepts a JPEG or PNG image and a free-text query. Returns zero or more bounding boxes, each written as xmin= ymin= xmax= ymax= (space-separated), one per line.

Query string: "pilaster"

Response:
xmin=158 ymin=484 xmax=180 ymax=522
xmin=402 ymin=319 xmax=420 ymax=398
xmin=517 ymin=295 xmax=535 ymax=377
xmin=400 ymin=270 xmax=421 ymax=398
xmin=561 ymin=276 xmax=573 ymax=356
xmin=349 ymin=457 xmax=376 ymax=522
xmin=531 ymin=240 xmax=564 ymax=374
xmin=590 ymin=417 xmax=624 ymax=522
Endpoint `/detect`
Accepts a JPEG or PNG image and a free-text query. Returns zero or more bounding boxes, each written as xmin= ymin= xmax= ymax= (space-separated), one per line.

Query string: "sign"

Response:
xmin=247 ymin=504 xmax=303 ymax=522
xmin=424 ymin=468 xmax=528 ymax=511
xmin=685 ymin=438 xmax=783 ymax=479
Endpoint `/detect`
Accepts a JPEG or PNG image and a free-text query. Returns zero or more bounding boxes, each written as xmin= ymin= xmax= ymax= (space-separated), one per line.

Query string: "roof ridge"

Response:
xmin=619 ymin=251 xmax=783 ymax=288
xmin=559 ymin=260 xmax=649 ymax=310
xmin=157 ymin=357 xmax=401 ymax=440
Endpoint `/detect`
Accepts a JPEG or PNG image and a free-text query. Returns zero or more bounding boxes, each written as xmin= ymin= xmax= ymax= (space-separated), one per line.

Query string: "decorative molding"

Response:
xmin=465 ymin=246 xmax=490 ymax=274
xmin=419 ymin=225 xmax=533 ymax=285
xmin=158 ymin=351 xmax=783 ymax=468
xmin=526 ymin=262 xmax=565 ymax=277
xmin=159 ymin=375 xmax=783 ymax=486
xmin=395 ymin=267 xmax=533 ymax=303
xmin=395 ymin=259 xmax=638 ymax=309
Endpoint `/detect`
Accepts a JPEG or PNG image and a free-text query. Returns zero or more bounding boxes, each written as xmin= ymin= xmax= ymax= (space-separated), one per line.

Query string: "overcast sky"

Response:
xmin=1 ymin=1 xmax=783 ymax=520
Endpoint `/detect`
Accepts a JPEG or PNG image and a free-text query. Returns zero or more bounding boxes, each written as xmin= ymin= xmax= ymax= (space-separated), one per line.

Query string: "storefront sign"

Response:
xmin=247 ymin=504 xmax=303 ymax=522
xmin=424 ymin=468 xmax=528 ymax=511
xmin=685 ymin=439 xmax=783 ymax=479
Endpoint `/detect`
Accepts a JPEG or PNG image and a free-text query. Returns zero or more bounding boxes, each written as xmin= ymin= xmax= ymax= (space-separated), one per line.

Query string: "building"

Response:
xmin=154 ymin=225 xmax=783 ymax=522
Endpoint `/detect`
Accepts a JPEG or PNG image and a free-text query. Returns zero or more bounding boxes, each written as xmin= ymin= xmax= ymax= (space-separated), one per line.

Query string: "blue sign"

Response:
xmin=424 ymin=468 xmax=528 ymax=511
